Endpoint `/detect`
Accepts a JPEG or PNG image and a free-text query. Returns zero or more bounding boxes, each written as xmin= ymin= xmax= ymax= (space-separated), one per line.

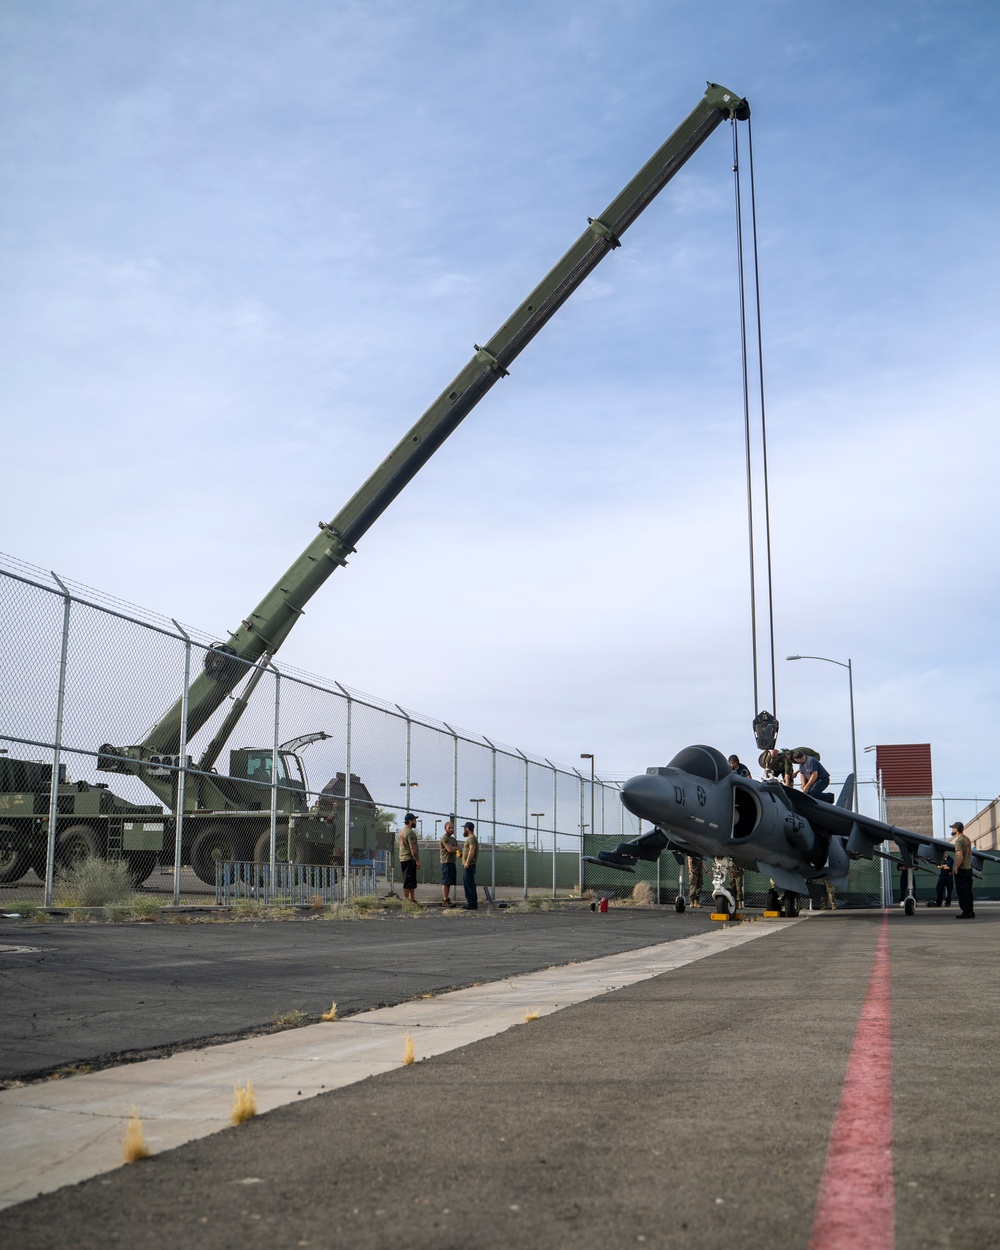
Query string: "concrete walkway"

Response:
xmin=0 ymin=919 xmax=792 ymax=1208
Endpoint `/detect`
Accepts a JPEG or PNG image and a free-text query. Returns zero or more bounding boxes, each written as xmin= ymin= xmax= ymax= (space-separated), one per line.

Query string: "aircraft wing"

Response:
xmin=582 ymin=827 xmax=682 ymax=873
xmin=781 ymin=786 xmax=1000 ymax=875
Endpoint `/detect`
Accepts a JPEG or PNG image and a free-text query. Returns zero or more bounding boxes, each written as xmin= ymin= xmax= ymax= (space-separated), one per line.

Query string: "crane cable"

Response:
xmin=731 ymin=114 xmax=778 ymax=745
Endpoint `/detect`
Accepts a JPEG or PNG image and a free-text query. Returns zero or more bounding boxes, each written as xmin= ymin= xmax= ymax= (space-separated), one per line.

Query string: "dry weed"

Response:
xmin=403 ymin=1035 xmax=415 ymax=1066
xmin=121 ymin=1109 xmax=151 ymax=1163
xmin=231 ymin=1081 xmax=257 ymax=1124
xmin=631 ymin=881 xmax=655 ymax=907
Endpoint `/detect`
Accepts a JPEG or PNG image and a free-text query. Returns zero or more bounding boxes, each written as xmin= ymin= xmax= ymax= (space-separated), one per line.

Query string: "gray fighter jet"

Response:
xmin=587 ymin=745 xmax=999 ymax=917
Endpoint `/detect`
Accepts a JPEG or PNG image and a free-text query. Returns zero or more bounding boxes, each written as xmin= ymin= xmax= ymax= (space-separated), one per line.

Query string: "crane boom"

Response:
xmin=104 ymin=82 xmax=747 ymax=765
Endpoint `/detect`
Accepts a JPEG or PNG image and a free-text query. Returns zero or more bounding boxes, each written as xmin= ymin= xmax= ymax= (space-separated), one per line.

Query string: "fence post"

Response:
xmin=546 ymin=760 xmax=558 ymax=899
xmin=338 ymin=683 xmax=353 ymax=899
xmin=444 ymin=722 xmax=459 ymax=833
xmin=574 ymin=767 xmax=585 ymax=896
xmin=484 ymin=737 xmax=497 ymax=895
xmin=517 ymin=750 xmax=529 ymax=898
xmin=171 ymin=621 xmax=193 ymax=908
xmin=43 ymin=574 xmax=72 ymax=908
xmin=269 ymin=665 xmax=281 ymax=880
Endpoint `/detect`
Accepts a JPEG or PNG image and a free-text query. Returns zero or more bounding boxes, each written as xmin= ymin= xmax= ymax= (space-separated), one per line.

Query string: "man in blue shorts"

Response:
xmin=439 ymin=818 xmax=459 ymax=907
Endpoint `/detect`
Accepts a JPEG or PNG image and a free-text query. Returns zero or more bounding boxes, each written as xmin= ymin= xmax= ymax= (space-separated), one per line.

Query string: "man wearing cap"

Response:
xmin=439 ymin=818 xmax=459 ymax=907
xmin=461 ymin=821 xmax=479 ymax=910
xmin=398 ymin=813 xmax=421 ymax=905
xmin=951 ymin=821 xmax=975 ymax=919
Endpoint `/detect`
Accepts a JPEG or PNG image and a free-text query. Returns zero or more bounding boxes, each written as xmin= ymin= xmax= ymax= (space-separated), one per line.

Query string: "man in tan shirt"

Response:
xmin=461 ymin=821 xmax=479 ymax=910
xmin=398 ymin=814 xmax=420 ymax=904
xmin=439 ymin=819 xmax=459 ymax=907
xmin=951 ymin=821 xmax=975 ymax=919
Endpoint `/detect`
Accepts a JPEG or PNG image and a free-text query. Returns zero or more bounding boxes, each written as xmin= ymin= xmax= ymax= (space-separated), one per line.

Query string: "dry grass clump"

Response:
xmin=55 ymin=857 xmax=134 ymax=907
xmin=2 ymin=899 xmax=42 ymax=918
xmin=524 ymin=1010 xmax=540 ymax=1022
xmin=320 ymin=1001 xmax=338 ymax=1021
xmin=228 ymin=899 xmax=297 ymax=921
xmin=510 ymin=897 xmax=559 ymax=913
xmin=271 ymin=1008 xmax=308 ymax=1027
xmin=322 ymin=902 xmax=361 ymax=921
xmin=403 ymin=1035 xmax=415 ymax=1065
xmin=351 ymin=893 xmax=380 ymax=911
xmin=121 ymin=1109 xmax=151 ymax=1163
xmin=401 ymin=899 xmax=423 ymax=916
xmin=231 ymin=1081 xmax=257 ymax=1124
xmin=104 ymin=896 xmax=163 ymax=923
xmin=631 ymin=881 xmax=655 ymax=907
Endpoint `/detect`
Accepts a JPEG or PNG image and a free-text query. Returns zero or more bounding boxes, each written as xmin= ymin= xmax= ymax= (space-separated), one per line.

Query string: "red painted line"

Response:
xmin=808 ymin=913 xmax=894 ymax=1250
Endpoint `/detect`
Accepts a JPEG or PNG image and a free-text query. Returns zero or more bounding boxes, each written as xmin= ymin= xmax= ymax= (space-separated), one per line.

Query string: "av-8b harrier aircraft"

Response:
xmin=587 ymin=745 xmax=1000 ymax=917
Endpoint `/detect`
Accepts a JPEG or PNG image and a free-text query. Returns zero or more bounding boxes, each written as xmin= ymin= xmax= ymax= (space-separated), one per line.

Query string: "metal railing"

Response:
xmin=217 ymin=862 xmax=378 ymax=906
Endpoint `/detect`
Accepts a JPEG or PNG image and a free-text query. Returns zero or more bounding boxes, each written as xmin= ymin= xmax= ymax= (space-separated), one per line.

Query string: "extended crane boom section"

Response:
xmin=97 ymin=82 xmax=746 ymax=767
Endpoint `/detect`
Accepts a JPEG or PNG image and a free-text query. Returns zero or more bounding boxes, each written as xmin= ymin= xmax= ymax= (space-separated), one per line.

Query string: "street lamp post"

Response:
xmin=580 ymin=753 xmax=595 ymax=854
xmin=469 ymin=798 xmax=486 ymax=829
xmin=786 ymin=655 xmax=858 ymax=811
xmin=531 ymin=812 xmax=545 ymax=851
xmin=399 ymin=780 xmax=419 ymax=807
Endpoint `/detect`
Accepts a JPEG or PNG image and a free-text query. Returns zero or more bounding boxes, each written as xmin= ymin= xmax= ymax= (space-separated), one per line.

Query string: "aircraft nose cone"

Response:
xmin=621 ymin=772 xmax=668 ymax=821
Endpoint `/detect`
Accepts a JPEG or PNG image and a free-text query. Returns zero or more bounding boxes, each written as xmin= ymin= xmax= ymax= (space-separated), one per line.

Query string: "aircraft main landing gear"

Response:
xmin=781 ymin=891 xmax=801 ymax=918
xmin=899 ymin=866 xmax=917 ymax=916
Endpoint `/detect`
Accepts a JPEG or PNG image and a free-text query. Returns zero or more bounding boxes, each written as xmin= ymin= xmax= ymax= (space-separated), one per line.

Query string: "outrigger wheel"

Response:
xmin=675 ymin=895 xmax=686 ymax=913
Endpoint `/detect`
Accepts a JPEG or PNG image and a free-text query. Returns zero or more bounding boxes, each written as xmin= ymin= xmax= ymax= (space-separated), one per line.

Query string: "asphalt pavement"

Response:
xmin=1 ymin=904 xmax=997 ymax=1249
xmin=0 ymin=907 xmax=715 ymax=1081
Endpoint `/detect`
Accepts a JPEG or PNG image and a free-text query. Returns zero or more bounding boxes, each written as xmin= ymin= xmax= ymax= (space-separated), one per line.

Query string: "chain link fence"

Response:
xmin=4 ymin=552 xmax=988 ymax=912
xmin=0 ymin=554 xmax=637 ymax=906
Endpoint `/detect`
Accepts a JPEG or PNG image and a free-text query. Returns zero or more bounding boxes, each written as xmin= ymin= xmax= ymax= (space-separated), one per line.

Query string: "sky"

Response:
xmin=2 ymin=0 xmax=999 ymax=813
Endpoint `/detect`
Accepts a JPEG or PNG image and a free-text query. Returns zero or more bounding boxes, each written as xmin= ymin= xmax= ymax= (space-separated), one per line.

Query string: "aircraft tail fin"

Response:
xmin=836 ymin=774 xmax=855 ymax=809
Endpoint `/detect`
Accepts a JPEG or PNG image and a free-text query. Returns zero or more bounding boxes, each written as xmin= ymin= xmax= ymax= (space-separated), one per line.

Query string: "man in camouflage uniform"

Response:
xmin=687 ymin=856 xmax=705 ymax=907
xmin=759 ymin=748 xmax=795 ymax=787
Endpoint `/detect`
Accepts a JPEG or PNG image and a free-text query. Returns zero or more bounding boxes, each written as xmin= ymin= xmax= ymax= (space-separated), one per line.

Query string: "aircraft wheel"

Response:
xmin=190 ymin=824 xmax=241 ymax=885
xmin=713 ymin=894 xmax=731 ymax=918
xmin=674 ymin=896 xmax=686 ymax=913
xmin=904 ymin=897 xmax=916 ymax=916
xmin=781 ymin=891 xmax=800 ymax=918
xmin=765 ymin=888 xmax=780 ymax=911
xmin=56 ymin=824 xmax=101 ymax=866
xmin=0 ymin=824 xmax=30 ymax=884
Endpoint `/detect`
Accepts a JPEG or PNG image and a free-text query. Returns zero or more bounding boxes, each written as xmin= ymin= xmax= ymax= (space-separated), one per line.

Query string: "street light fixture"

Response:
xmin=469 ymin=798 xmax=486 ymax=828
xmin=786 ymin=655 xmax=858 ymax=811
xmin=531 ymin=812 xmax=545 ymax=851
xmin=580 ymin=753 xmax=596 ymax=847
xmin=399 ymin=780 xmax=418 ymax=808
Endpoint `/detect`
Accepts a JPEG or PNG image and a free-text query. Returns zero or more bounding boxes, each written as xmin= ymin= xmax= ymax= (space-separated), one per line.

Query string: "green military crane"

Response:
xmin=3 ymin=83 xmax=749 ymax=887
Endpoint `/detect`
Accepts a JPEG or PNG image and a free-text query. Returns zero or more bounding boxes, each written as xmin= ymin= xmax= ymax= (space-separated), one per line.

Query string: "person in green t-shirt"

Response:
xmin=439 ymin=819 xmax=459 ymax=907
xmin=461 ymin=821 xmax=479 ymax=910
